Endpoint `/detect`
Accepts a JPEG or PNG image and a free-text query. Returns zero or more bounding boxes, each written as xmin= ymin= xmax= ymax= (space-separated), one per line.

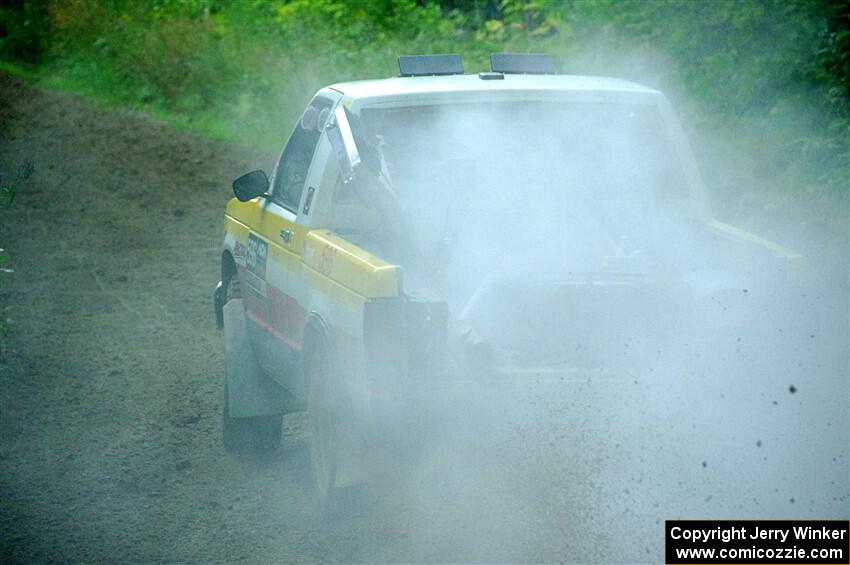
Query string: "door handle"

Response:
xmin=279 ymin=228 xmax=293 ymax=244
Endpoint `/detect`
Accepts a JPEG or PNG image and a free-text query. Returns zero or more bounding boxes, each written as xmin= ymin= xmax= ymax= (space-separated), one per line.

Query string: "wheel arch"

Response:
xmin=221 ymin=250 xmax=237 ymax=283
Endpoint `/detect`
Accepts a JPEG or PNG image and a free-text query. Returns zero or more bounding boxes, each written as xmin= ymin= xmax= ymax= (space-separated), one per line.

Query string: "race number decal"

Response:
xmin=318 ymin=244 xmax=337 ymax=276
xmin=245 ymin=233 xmax=268 ymax=297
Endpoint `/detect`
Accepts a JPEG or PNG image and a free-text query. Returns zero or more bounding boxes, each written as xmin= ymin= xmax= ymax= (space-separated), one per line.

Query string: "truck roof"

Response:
xmin=329 ymin=73 xmax=659 ymax=102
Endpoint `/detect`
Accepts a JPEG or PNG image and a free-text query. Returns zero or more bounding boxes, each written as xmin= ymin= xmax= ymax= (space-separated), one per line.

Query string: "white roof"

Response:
xmin=329 ymin=73 xmax=659 ymax=104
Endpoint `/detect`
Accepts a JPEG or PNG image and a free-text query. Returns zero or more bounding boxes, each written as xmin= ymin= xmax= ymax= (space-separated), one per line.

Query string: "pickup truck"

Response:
xmin=213 ymin=54 xmax=805 ymax=506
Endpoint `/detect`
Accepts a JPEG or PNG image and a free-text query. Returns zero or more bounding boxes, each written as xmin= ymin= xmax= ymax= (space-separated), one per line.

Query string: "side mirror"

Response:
xmin=232 ymin=170 xmax=269 ymax=202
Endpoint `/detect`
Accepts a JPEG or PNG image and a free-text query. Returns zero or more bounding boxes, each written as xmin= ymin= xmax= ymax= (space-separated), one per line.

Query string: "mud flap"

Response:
xmin=224 ymin=299 xmax=291 ymax=417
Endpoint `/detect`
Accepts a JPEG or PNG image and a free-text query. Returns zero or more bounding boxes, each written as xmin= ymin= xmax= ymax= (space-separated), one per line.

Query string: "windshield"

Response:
xmin=341 ymin=100 xmax=691 ymax=301
xmin=356 ymin=100 xmax=687 ymax=197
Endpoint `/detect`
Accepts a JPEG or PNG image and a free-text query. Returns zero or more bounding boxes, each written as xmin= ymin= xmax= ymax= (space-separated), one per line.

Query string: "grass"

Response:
xmin=0 ymin=0 xmax=845 ymax=217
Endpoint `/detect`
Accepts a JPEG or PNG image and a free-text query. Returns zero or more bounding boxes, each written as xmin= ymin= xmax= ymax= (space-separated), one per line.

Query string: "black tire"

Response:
xmin=305 ymin=332 xmax=341 ymax=511
xmin=221 ymin=274 xmax=282 ymax=454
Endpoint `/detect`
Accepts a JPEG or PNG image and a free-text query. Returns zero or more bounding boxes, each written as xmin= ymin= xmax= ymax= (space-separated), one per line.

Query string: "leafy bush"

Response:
xmin=0 ymin=0 xmax=846 ymax=228
xmin=0 ymin=0 xmax=52 ymax=63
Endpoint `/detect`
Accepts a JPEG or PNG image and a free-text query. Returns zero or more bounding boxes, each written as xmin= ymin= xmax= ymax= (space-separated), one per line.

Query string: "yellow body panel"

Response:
xmin=224 ymin=213 xmax=250 ymax=243
xmin=225 ymin=198 xmax=400 ymax=302
xmin=302 ymin=230 xmax=400 ymax=299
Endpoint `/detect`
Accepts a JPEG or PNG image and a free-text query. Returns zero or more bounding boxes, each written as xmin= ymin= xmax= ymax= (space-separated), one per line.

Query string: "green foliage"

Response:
xmin=0 ymin=0 xmax=846 ymax=202
xmin=509 ymin=1 xmax=846 ymax=202
xmin=0 ymin=0 xmax=52 ymax=63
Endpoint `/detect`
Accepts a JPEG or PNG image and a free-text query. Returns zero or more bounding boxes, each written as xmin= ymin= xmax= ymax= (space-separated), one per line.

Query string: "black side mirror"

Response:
xmin=232 ymin=170 xmax=269 ymax=202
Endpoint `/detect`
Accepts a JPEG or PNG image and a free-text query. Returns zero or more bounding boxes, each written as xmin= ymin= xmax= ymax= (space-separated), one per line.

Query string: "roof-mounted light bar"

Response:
xmin=490 ymin=53 xmax=557 ymax=74
xmin=398 ymin=54 xmax=464 ymax=77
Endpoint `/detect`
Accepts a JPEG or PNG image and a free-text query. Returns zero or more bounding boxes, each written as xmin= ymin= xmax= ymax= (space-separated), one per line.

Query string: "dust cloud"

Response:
xmin=320 ymin=66 xmax=848 ymax=561
xmin=0 ymin=46 xmax=845 ymax=561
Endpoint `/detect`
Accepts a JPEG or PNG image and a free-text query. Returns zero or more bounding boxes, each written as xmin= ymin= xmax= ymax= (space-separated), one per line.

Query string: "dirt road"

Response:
xmin=0 ymin=72 xmax=331 ymax=562
xmin=0 ymin=72 xmax=847 ymax=563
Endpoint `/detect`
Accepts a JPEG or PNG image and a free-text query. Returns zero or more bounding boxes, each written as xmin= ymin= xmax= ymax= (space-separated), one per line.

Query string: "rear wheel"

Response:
xmin=221 ymin=274 xmax=282 ymax=453
xmin=306 ymin=334 xmax=340 ymax=510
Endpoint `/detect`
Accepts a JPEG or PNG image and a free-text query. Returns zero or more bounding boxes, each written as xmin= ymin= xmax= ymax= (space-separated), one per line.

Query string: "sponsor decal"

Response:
xmin=318 ymin=244 xmax=337 ymax=276
xmin=245 ymin=233 xmax=268 ymax=297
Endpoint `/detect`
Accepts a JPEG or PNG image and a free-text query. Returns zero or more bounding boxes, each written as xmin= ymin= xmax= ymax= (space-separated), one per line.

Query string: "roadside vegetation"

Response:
xmin=0 ymin=0 xmax=847 ymax=239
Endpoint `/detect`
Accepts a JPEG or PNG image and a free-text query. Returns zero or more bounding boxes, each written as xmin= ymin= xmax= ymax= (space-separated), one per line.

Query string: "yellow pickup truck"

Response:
xmin=213 ymin=54 xmax=804 ymax=507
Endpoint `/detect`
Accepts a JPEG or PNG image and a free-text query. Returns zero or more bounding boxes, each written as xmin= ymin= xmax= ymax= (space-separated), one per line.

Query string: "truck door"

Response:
xmin=245 ymin=92 xmax=340 ymax=385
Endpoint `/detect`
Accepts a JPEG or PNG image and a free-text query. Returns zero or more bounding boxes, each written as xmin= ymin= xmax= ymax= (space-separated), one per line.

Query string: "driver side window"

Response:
xmin=272 ymin=97 xmax=334 ymax=211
